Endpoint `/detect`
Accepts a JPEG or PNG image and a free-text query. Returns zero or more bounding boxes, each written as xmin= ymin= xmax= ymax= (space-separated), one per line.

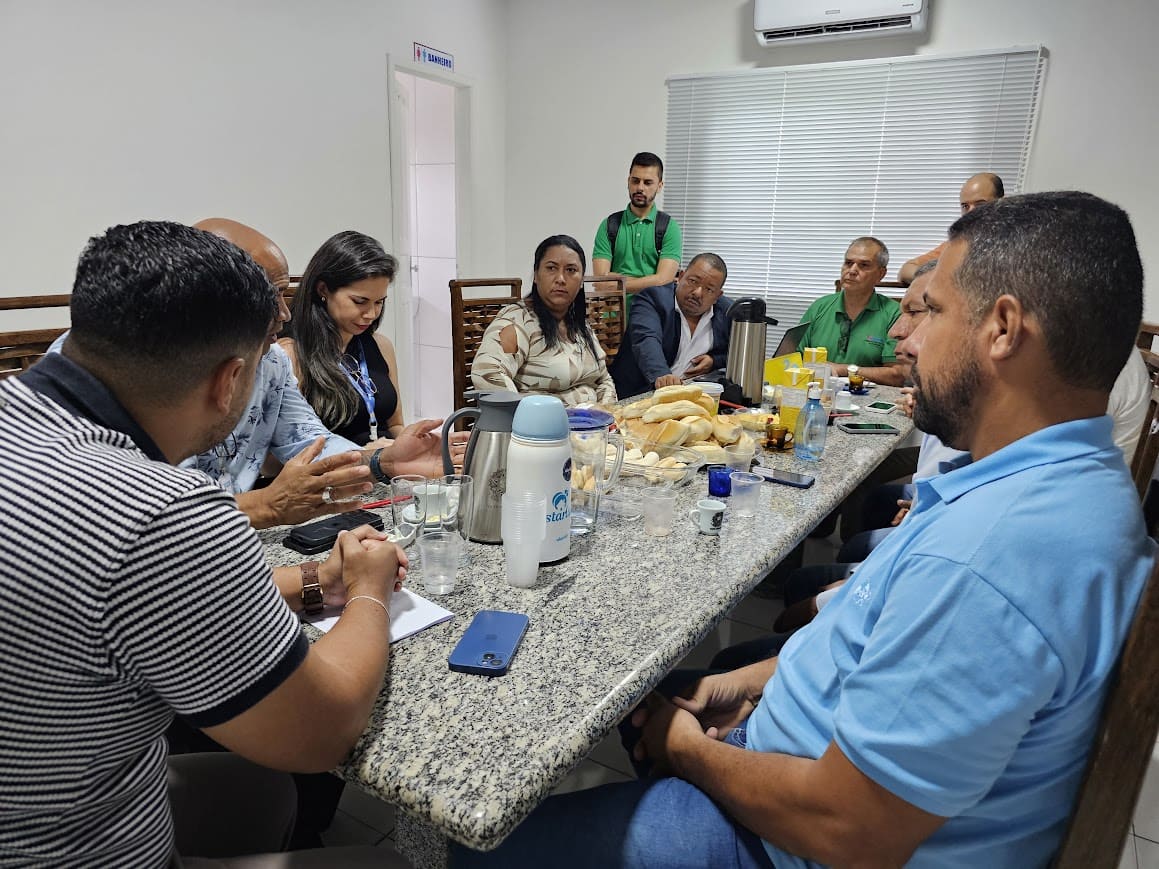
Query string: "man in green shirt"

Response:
xmin=798 ymin=236 xmax=905 ymax=386
xmin=592 ymin=152 xmax=683 ymax=297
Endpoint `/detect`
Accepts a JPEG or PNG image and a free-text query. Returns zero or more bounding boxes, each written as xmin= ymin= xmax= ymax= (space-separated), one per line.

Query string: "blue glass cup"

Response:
xmin=707 ymin=464 xmax=732 ymax=498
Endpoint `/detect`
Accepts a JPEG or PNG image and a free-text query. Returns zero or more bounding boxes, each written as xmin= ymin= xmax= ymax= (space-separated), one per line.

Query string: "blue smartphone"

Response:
xmin=448 ymin=610 xmax=530 ymax=677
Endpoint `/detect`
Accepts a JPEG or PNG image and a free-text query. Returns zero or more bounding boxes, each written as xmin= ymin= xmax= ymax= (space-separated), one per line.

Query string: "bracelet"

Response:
xmin=369 ymin=447 xmax=388 ymax=483
xmin=343 ymin=595 xmax=390 ymax=618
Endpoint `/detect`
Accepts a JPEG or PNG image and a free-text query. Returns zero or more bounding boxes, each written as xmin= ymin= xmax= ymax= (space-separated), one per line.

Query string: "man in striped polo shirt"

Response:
xmin=0 ymin=222 xmax=401 ymax=866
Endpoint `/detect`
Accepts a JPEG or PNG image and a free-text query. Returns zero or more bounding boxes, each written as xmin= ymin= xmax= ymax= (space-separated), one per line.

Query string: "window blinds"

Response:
xmin=664 ymin=47 xmax=1047 ymax=354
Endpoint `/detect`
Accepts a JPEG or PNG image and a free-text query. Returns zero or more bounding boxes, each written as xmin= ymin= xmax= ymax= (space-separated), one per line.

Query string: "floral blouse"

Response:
xmin=470 ymin=302 xmax=618 ymax=406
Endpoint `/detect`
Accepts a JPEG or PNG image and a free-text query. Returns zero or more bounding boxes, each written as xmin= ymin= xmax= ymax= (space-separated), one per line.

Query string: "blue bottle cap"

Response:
xmin=511 ymin=395 xmax=569 ymax=441
xmin=566 ymin=407 xmax=615 ymax=432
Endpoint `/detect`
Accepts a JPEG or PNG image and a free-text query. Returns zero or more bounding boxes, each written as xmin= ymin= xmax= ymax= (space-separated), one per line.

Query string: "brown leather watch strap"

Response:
xmin=300 ymin=561 xmax=324 ymax=615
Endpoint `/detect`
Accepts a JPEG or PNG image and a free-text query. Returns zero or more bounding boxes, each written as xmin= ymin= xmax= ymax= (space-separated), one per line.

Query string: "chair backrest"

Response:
xmin=0 ymin=294 xmax=71 ymax=380
xmin=582 ymin=275 xmax=626 ymax=360
xmin=1130 ymin=380 xmax=1159 ymax=498
xmin=1136 ymin=322 xmax=1159 ymax=375
xmin=447 ymin=278 xmax=523 ymax=415
xmin=1053 ymin=557 xmax=1159 ymax=867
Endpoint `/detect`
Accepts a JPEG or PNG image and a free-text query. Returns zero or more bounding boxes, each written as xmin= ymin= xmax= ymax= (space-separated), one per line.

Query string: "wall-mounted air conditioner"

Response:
xmin=755 ymin=0 xmax=927 ymax=46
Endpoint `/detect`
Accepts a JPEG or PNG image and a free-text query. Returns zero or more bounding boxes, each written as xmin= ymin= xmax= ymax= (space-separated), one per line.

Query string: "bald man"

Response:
xmin=52 ymin=218 xmax=457 ymax=528
xmin=897 ymin=173 xmax=1004 ymax=285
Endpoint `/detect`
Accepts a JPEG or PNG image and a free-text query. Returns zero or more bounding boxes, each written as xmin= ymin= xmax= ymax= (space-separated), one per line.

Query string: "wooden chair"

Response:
xmin=448 ymin=278 xmax=523 ymax=415
xmin=1136 ymin=322 xmax=1159 ymax=376
xmin=0 ymin=294 xmax=71 ymax=379
xmin=1131 ymin=381 xmax=1159 ymax=498
xmin=582 ymin=274 xmax=627 ymax=360
xmin=1053 ymin=557 xmax=1159 ymax=867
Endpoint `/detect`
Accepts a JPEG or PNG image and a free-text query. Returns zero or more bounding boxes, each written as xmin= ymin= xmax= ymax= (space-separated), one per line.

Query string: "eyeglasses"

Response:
xmin=340 ymin=355 xmax=378 ymax=395
xmin=838 ymin=317 xmax=852 ymax=356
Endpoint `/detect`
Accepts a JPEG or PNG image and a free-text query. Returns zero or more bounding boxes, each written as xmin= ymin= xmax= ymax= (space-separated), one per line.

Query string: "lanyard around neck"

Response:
xmin=342 ymin=337 xmax=378 ymax=440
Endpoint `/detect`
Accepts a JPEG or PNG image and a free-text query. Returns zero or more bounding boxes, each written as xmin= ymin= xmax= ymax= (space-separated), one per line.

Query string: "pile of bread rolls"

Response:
xmin=614 ymin=384 xmax=775 ymax=465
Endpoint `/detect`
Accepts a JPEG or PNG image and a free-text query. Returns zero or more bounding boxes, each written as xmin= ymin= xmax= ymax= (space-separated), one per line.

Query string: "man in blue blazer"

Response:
xmin=610 ymin=252 xmax=732 ymax=399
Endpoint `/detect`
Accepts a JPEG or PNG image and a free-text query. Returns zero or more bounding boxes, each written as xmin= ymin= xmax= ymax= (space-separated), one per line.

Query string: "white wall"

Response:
xmin=504 ymin=0 xmax=1159 ymax=318
xmin=0 ymin=0 xmax=508 ymax=324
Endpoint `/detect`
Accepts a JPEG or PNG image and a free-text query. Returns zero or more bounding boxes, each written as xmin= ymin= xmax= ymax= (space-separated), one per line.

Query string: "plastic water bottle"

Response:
xmin=793 ymin=385 xmax=828 ymax=461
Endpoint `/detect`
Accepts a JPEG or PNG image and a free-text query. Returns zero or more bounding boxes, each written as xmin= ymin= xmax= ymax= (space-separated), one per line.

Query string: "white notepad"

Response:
xmin=304 ymin=588 xmax=454 ymax=643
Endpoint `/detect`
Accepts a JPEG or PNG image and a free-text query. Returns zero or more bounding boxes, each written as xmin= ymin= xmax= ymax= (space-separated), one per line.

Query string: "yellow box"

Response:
xmin=803 ymin=347 xmax=828 ymax=363
xmin=763 ymin=352 xmax=804 ymax=387
xmin=784 ymin=367 xmax=813 ymax=387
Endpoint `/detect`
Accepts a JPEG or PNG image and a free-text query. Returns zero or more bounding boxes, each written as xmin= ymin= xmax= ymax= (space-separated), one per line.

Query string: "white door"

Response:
xmin=391 ymin=68 xmax=459 ymax=423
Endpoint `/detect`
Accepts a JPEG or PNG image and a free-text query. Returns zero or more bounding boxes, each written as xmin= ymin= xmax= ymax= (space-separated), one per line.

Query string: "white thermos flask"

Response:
xmin=506 ymin=395 xmax=572 ymax=563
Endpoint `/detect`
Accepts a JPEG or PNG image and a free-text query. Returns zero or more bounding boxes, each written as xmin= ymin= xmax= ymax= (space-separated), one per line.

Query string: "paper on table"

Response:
xmin=304 ymin=588 xmax=453 ymax=643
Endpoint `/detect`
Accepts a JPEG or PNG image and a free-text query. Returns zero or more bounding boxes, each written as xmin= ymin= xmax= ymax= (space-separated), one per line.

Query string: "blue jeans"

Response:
xmin=450 ymin=769 xmax=774 ymax=869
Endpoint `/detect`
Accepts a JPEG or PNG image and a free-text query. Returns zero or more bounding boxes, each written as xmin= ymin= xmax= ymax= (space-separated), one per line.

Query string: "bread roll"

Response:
xmin=623 ymin=419 xmax=661 ymax=442
xmin=654 ymin=418 xmax=691 ymax=446
xmin=680 ymin=415 xmax=713 ymax=441
xmin=695 ymin=394 xmax=716 ymax=414
xmin=711 ymin=416 xmax=743 ymax=446
xmin=688 ymin=443 xmax=727 ymax=464
xmin=735 ymin=412 xmax=776 ymax=431
xmin=643 ymin=399 xmax=709 ymax=423
xmin=652 ymin=384 xmax=703 ymax=404
xmin=621 ymin=397 xmax=656 ymax=419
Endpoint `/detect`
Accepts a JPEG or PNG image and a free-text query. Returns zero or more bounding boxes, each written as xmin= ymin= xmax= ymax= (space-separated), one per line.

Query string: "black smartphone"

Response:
xmin=448 ymin=610 xmax=530 ymax=677
xmin=751 ymin=466 xmax=816 ymax=488
xmin=837 ymin=421 xmax=901 ymax=435
xmin=283 ymin=509 xmax=385 ymax=555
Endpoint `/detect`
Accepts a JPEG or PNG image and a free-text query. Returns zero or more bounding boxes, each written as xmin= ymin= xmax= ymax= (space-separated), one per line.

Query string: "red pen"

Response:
xmin=361 ymin=495 xmax=411 ymax=510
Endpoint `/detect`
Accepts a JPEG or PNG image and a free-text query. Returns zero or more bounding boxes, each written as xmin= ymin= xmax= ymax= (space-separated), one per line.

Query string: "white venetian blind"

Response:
xmin=664 ymin=47 xmax=1047 ymax=354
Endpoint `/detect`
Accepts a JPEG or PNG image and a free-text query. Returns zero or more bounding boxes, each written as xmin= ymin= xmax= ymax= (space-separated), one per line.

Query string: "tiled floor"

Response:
xmin=322 ymin=532 xmax=1159 ymax=865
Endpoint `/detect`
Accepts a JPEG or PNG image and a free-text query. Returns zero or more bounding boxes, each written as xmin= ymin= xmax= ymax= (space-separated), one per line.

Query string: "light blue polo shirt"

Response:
xmin=747 ymin=416 xmax=1154 ymax=868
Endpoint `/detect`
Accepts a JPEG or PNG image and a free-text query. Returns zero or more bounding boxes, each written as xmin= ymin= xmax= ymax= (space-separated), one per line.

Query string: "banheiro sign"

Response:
xmin=414 ymin=42 xmax=454 ymax=72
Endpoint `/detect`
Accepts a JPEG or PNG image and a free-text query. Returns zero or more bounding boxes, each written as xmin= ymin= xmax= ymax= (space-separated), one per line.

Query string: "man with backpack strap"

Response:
xmin=592 ymin=152 xmax=683 ymax=309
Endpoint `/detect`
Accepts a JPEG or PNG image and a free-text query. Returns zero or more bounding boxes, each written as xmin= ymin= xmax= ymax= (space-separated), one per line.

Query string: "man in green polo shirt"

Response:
xmin=798 ymin=236 xmax=905 ymax=386
xmin=593 ymin=152 xmax=683 ymax=306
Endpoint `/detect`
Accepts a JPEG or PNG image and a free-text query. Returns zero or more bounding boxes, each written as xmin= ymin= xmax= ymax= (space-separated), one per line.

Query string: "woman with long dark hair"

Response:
xmin=279 ymin=230 xmax=404 ymax=445
xmin=471 ymin=234 xmax=617 ymax=405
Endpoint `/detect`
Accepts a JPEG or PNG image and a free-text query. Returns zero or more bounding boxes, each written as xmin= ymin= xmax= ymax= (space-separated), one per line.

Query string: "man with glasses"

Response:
xmin=797 ymin=237 xmax=905 ymax=386
xmin=897 ymin=173 xmax=1004 ymax=285
xmin=610 ymin=253 xmax=731 ymax=398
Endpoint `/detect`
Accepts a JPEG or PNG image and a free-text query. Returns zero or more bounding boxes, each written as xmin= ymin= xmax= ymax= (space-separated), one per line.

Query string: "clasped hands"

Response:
xmin=317 ymin=524 xmax=409 ymax=611
xmin=629 ymin=672 xmax=760 ymax=776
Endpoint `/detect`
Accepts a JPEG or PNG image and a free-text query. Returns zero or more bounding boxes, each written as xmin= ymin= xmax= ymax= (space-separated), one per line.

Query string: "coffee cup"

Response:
xmin=847 ymin=373 xmax=865 ymax=391
xmin=765 ymin=424 xmax=793 ymax=451
xmin=834 ymin=390 xmax=853 ymax=411
xmin=689 ymin=498 xmax=726 ymax=535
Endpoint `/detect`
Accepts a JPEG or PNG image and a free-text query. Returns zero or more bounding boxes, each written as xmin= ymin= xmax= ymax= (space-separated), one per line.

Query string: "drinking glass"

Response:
xmin=729 ymin=472 xmax=762 ymax=518
xmin=416 ymin=531 xmax=461 ymax=595
xmin=439 ymin=474 xmax=474 ymax=565
xmin=641 ymin=489 xmax=677 ymax=537
xmin=390 ymin=474 xmax=427 ymax=537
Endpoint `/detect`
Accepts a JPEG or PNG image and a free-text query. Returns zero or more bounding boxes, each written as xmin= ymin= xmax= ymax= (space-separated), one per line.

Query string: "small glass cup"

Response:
xmin=641 ymin=488 xmax=677 ymax=537
xmin=707 ymin=464 xmax=732 ymax=498
xmin=729 ymin=472 xmax=762 ymax=518
xmin=416 ymin=531 xmax=461 ymax=595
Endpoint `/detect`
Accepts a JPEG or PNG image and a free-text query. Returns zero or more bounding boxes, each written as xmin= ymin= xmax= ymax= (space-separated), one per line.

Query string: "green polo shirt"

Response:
xmin=592 ymin=205 xmax=682 ymax=278
xmin=798 ymin=291 xmax=901 ymax=367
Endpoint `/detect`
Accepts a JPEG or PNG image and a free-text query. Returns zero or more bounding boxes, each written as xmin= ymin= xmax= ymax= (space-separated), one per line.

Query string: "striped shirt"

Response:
xmin=0 ymin=355 xmax=307 ymax=867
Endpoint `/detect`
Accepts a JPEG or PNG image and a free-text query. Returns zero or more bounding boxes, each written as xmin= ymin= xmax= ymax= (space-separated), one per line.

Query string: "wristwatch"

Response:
xmin=369 ymin=447 xmax=389 ymax=483
xmin=300 ymin=561 xmax=324 ymax=615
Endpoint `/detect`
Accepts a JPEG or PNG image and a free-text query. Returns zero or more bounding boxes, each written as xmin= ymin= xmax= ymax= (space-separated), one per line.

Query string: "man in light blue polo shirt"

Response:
xmin=452 ymin=192 xmax=1154 ymax=869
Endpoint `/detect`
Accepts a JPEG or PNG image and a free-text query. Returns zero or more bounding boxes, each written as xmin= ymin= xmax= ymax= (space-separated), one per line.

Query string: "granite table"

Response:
xmin=261 ymin=386 xmax=913 ymax=868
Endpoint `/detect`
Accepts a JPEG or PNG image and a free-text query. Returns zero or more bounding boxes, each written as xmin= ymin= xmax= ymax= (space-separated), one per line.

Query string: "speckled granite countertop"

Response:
xmin=261 ymin=388 xmax=913 ymax=861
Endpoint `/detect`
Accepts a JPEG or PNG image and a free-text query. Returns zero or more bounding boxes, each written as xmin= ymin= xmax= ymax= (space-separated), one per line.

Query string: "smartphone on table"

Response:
xmin=750 ymin=466 xmax=816 ymax=488
xmin=837 ymin=421 xmax=901 ymax=435
xmin=448 ymin=610 xmax=530 ymax=677
xmin=283 ymin=509 xmax=385 ymax=554
xmin=862 ymin=400 xmax=897 ymax=414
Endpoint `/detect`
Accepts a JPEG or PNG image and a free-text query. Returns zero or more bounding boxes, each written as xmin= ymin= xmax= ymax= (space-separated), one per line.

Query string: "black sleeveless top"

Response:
xmin=336 ymin=332 xmax=399 ymax=444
